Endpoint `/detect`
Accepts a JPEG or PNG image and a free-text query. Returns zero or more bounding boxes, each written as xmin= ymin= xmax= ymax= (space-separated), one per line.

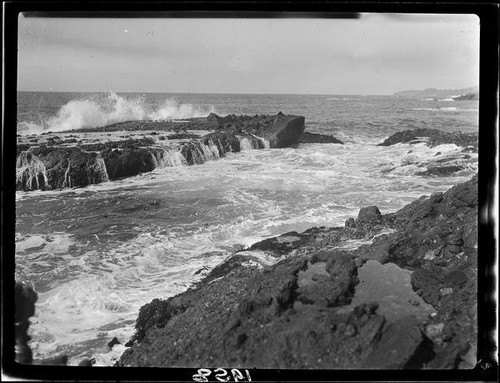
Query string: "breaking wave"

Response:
xmin=411 ymin=107 xmax=458 ymax=112
xmin=17 ymin=92 xmax=217 ymax=135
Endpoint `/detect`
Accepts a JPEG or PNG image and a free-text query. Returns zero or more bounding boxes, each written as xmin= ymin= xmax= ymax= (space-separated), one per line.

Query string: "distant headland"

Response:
xmin=393 ymin=86 xmax=479 ymax=100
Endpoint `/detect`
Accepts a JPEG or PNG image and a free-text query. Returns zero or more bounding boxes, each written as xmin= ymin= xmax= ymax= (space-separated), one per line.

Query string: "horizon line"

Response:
xmin=17 ymin=90 xmax=392 ymax=97
xmin=16 ymin=87 xmax=478 ymax=97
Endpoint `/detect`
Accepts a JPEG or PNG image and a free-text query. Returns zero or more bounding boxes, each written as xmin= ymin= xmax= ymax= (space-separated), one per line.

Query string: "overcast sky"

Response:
xmin=17 ymin=13 xmax=479 ymax=95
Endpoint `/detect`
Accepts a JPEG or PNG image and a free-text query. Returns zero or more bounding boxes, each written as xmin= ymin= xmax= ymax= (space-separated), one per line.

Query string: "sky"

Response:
xmin=17 ymin=13 xmax=480 ymax=95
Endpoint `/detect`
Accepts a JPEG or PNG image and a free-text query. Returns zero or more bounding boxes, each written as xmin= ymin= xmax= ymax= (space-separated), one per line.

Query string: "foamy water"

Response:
xmin=14 ymin=92 xmax=479 ymax=365
xmin=17 ymin=92 xmax=217 ymax=135
xmin=15 ymin=141 xmax=477 ymax=365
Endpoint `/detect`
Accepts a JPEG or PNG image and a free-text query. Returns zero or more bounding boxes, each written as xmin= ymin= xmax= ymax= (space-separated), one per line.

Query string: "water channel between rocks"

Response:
xmin=297 ymin=259 xmax=436 ymax=322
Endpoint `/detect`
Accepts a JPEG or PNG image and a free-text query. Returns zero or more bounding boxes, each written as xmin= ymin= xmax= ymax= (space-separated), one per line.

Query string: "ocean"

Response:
xmin=15 ymin=91 xmax=479 ymax=365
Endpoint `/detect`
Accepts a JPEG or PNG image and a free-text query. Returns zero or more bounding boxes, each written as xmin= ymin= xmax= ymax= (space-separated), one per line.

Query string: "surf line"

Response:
xmin=241 ymin=129 xmax=270 ymax=149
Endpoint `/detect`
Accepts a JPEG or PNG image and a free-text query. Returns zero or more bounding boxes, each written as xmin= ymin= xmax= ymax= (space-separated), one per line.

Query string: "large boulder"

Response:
xmin=259 ymin=114 xmax=305 ymax=148
xmin=357 ymin=206 xmax=382 ymax=223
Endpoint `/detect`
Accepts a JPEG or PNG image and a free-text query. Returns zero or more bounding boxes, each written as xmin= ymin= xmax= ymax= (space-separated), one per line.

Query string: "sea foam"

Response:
xmin=17 ymin=92 xmax=217 ymax=135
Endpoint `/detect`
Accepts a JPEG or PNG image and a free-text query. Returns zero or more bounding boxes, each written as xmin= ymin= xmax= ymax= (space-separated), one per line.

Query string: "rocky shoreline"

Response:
xmin=16 ymin=116 xmax=478 ymax=192
xmin=115 ymin=175 xmax=477 ymax=369
xmin=14 ymin=174 xmax=478 ymax=369
xmin=16 ymin=113 xmax=348 ymax=192
xmin=14 ymin=119 xmax=480 ymax=369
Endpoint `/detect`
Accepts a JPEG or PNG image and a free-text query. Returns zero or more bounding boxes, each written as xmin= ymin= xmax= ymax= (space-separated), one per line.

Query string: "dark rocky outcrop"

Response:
xmin=15 ymin=282 xmax=38 ymax=364
xmin=16 ymin=113 xmax=305 ymax=191
xmin=14 ymin=281 xmax=74 ymax=366
xmin=362 ymin=316 xmax=435 ymax=369
xmin=357 ymin=206 xmax=382 ymax=223
xmin=262 ymin=115 xmax=305 ymax=148
xmin=16 ymin=151 xmax=49 ymax=191
xmin=378 ymin=128 xmax=478 ymax=152
xmin=452 ymin=93 xmax=478 ymax=101
xmin=108 ymin=337 xmax=121 ymax=349
xmin=298 ymin=132 xmax=344 ymax=144
xmin=166 ymin=133 xmax=201 ymax=140
xmin=74 ymin=119 xmax=208 ymax=133
xmin=16 ymin=147 xmax=109 ymax=191
xmin=118 ymin=175 xmax=478 ymax=369
xmin=415 ymin=165 xmax=466 ymax=176
xmin=102 ymin=147 xmax=159 ymax=180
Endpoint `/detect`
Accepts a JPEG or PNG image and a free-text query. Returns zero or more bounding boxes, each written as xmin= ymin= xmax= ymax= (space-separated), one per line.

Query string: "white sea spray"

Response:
xmin=17 ymin=92 xmax=217 ymax=135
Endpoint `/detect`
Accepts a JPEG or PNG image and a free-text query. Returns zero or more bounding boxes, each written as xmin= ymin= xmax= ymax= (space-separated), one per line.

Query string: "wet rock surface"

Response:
xmin=378 ymin=128 xmax=477 ymax=177
xmin=378 ymin=128 xmax=478 ymax=152
xmin=118 ymin=175 xmax=478 ymax=369
xmin=298 ymin=131 xmax=344 ymax=144
xmin=16 ymin=113 xmax=305 ymax=191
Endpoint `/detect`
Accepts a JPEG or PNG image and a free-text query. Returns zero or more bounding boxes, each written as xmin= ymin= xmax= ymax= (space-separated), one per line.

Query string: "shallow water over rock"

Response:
xmin=296 ymin=261 xmax=329 ymax=288
xmin=338 ymin=260 xmax=436 ymax=322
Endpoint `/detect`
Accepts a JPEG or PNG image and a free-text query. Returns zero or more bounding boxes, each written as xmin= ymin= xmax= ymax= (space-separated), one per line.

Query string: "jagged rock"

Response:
xmin=16 ymin=147 xmax=109 ymax=190
xmin=117 ymin=252 xmax=382 ymax=368
xmin=378 ymin=128 xmax=477 ymax=151
xmin=166 ymin=133 xmax=201 ymax=140
xmin=107 ymin=337 xmax=121 ymax=349
xmin=297 ymin=254 xmax=358 ymax=307
xmin=16 ymin=151 xmax=48 ymax=191
xmin=81 ymin=138 xmax=156 ymax=152
xmin=416 ymin=165 xmax=465 ymax=176
xmin=116 ymin=176 xmax=477 ymax=369
xmin=206 ymin=113 xmax=227 ymax=129
xmin=298 ymin=132 xmax=344 ymax=144
xmin=17 ymin=113 xmax=306 ymax=191
xmin=78 ymin=358 xmax=95 ymax=366
xmin=345 ymin=217 xmax=356 ymax=229
xmin=357 ymin=206 xmax=382 ymax=223
xmin=383 ymin=175 xmax=477 ymax=268
xmin=411 ymin=265 xmax=444 ymax=306
xmin=362 ymin=316 xmax=434 ymax=369
xmin=248 ymin=231 xmax=306 ymax=255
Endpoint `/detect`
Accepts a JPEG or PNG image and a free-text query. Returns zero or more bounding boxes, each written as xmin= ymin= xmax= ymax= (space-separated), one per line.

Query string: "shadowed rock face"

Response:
xmin=102 ymin=147 xmax=158 ymax=180
xmin=118 ymin=175 xmax=477 ymax=369
xmin=16 ymin=147 xmax=109 ymax=191
xmin=298 ymin=132 xmax=344 ymax=144
xmin=263 ymin=115 xmax=305 ymax=148
xmin=16 ymin=113 xmax=306 ymax=191
xmin=16 ymin=151 xmax=48 ymax=191
xmin=15 ymin=281 xmax=73 ymax=366
xmin=15 ymin=282 xmax=38 ymax=364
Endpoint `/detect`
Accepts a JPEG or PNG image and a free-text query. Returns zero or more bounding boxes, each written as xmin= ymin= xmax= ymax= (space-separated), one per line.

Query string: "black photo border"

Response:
xmin=2 ymin=1 xmax=498 ymax=381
